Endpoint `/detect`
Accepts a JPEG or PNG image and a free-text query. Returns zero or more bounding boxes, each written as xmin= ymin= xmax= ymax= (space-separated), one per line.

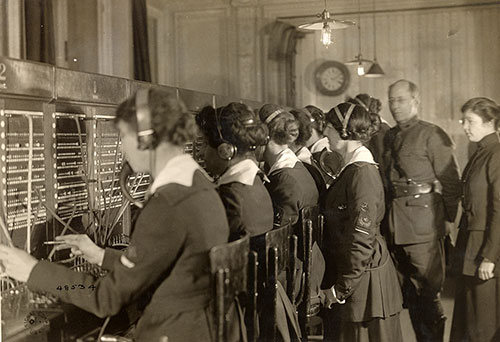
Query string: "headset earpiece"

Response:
xmin=214 ymin=107 xmax=237 ymax=161
xmin=217 ymin=142 xmax=237 ymax=161
xmin=135 ymin=88 xmax=157 ymax=150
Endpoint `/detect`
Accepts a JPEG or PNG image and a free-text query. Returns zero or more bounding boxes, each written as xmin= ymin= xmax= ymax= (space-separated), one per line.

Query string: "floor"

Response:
xmin=400 ymin=277 xmax=455 ymax=342
xmin=309 ymin=277 xmax=456 ymax=341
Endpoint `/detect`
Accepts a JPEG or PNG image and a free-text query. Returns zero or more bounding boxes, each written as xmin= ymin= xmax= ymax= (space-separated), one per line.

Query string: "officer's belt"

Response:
xmin=391 ymin=182 xmax=434 ymax=198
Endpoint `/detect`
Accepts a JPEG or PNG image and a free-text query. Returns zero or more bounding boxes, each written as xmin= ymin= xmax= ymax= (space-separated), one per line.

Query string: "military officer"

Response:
xmin=382 ymin=80 xmax=461 ymax=341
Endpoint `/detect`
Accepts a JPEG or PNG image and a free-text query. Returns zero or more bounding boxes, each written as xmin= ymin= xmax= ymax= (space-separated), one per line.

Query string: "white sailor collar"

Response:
xmin=217 ymin=159 xmax=260 ymax=186
xmin=296 ymin=146 xmax=313 ymax=165
xmin=310 ymin=137 xmax=331 ymax=154
xmin=268 ymin=148 xmax=300 ymax=175
xmin=149 ymin=154 xmax=210 ymax=193
xmin=337 ymin=145 xmax=376 ymax=176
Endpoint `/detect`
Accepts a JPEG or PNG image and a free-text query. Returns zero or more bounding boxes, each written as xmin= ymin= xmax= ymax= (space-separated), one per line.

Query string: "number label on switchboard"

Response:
xmin=0 ymin=63 xmax=6 ymax=89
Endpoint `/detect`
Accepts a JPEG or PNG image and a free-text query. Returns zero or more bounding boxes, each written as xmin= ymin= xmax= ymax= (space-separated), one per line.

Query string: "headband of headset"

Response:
xmin=305 ymin=107 xmax=326 ymax=132
xmin=214 ymin=105 xmax=260 ymax=160
xmin=354 ymin=97 xmax=370 ymax=112
xmin=333 ymin=103 xmax=356 ymax=139
xmin=136 ymin=88 xmax=156 ymax=150
xmin=264 ymin=108 xmax=285 ymax=124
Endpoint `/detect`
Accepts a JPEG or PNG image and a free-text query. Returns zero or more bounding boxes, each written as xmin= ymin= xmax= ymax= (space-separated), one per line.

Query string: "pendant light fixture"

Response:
xmin=344 ymin=0 xmax=372 ymax=75
xmin=364 ymin=0 xmax=385 ymax=77
xmin=298 ymin=0 xmax=356 ymax=48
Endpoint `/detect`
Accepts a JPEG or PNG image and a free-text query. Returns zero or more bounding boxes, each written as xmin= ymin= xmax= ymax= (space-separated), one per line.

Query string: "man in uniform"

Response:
xmin=383 ymin=80 xmax=461 ymax=341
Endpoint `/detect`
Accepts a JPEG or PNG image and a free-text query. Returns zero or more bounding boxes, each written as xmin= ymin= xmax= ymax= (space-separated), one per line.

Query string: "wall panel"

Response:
xmin=294 ymin=5 xmax=500 ymax=169
xmin=174 ymin=9 xmax=231 ymax=95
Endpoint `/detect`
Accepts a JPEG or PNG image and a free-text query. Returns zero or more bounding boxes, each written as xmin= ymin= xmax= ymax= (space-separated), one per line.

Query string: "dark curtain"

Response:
xmin=24 ymin=0 xmax=55 ymax=64
xmin=132 ymin=0 xmax=151 ymax=82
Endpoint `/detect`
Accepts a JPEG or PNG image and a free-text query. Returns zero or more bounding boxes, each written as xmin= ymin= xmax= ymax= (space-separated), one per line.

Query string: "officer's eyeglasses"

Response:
xmin=388 ymin=97 xmax=414 ymax=104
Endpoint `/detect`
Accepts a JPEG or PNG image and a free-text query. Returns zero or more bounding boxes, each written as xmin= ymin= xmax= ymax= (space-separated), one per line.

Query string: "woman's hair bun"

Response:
xmin=326 ymin=102 xmax=379 ymax=142
xmin=196 ymin=102 xmax=269 ymax=154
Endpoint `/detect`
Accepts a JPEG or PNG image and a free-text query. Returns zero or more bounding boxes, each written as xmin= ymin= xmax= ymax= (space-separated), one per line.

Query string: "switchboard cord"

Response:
xmin=47 ymin=203 xmax=77 ymax=261
xmin=74 ymin=117 xmax=96 ymax=242
xmin=36 ymin=189 xmax=79 ymax=235
xmin=99 ymin=180 xmax=108 ymax=246
xmin=24 ymin=115 xmax=33 ymax=253
xmin=97 ymin=317 xmax=112 ymax=342
xmin=0 ymin=214 xmax=13 ymax=248
xmin=104 ymin=138 xmax=121 ymax=233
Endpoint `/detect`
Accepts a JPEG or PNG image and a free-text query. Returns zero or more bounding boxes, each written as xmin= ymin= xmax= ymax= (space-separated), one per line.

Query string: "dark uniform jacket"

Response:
xmin=310 ymin=137 xmax=342 ymax=189
xmin=296 ymin=146 xmax=327 ymax=196
xmin=27 ymin=155 xmax=230 ymax=342
xmin=322 ymin=147 xmax=402 ymax=322
xmin=367 ymin=121 xmax=390 ymax=167
xmin=217 ymin=159 xmax=274 ymax=241
xmin=383 ymin=116 xmax=461 ymax=244
xmin=265 ymin=148 xmax=319 ymax=228
xmin=455 ymin=133 xmax=500 ymax=276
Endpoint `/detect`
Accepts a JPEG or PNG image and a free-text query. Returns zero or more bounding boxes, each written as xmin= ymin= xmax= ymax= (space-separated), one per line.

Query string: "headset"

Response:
xmin=135 ymin=88 xmax=157 ymax=150
xmin=214 ymin=106 xmax=237 ymax=161
xmin=353 ymin=97 xmax=370 ymax=112
xmin=333 ymin=103 xmax=357 ymax=139
xmin=305 ymin=106 xmax=326 ymax=133
xmin=214 ymin=105 xmax=258 ymax=161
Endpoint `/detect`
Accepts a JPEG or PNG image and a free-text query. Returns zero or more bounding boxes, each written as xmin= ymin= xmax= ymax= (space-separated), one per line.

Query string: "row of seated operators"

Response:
xmin=2 ymin=81 xmax=499 ymax=342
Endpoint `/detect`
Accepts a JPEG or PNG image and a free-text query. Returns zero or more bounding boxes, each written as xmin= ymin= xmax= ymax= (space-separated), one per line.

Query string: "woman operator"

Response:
xmin=0 ymin=89 xmax=231 ymax=342
xmin=258 ymin=104 xmax=319 ymax=228
xmin=196 ymin=102 xmax=274 ymax=241
xmin=321 ymin=102 xmax=402 ymax=342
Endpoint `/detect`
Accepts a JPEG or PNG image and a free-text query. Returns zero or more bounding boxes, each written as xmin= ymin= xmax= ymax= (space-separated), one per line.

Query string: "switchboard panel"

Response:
xmin=0 ymin=57 xmax=265 ymax=341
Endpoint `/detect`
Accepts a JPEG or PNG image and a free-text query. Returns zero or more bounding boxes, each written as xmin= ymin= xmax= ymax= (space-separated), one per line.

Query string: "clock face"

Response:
xmin=315 ymin=61 xmax=350 ymax=96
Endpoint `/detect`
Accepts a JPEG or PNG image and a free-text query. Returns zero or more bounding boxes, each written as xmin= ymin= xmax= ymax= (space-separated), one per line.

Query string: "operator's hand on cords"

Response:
xmin=478 ymin=258 xmax=495 ymax=281
xmin=0 ymin=245 xmax=38 ymax=282
xmin=321 ymin=285 xmax=345 ymax=309
xmin=55 ymin=234 xmax=105 ymax=266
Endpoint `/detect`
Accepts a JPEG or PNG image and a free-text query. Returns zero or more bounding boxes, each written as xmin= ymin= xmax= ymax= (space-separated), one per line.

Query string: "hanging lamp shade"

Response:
xmin=298 ymin=18 xmax=356 ymax=30
xmin=298 ymin=4 xmax=355 ymax=47
xmin=365 ymin=59 xmax=385 ymax=77
xmin=298 ymin=8 xmax=356 ymax=30
xmin=344 ymin=0 xmax=371 ymax=74
xmin=345 ymin=55 xmax=372 ymax=65
xmin=364 ymin=0 xmax=385 ymax=77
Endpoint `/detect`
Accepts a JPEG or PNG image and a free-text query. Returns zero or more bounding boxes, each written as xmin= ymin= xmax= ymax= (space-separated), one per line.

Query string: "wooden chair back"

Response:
xmin=210 ymin=234 xmax=251 ymax=342
xmin=297 ymin=206 xmax=325 ymax=341
xmin=250 ymin=224 xmax=298 ymax=341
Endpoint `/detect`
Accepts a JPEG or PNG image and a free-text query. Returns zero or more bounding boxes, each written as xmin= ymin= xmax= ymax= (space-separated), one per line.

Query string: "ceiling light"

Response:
xmin=298 ymin=0 xmax=356 ymax=47
xmin=344 ymin=0 xmax=372 ymax=74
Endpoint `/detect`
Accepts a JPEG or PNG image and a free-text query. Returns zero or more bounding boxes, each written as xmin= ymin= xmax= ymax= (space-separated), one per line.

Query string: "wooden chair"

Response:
xmin=297 ymin=206 xmax=325 ymax=341
xmin=250 ymin=223 xmax=298 ymax=341
xmin=210 ymin=234 xmax=255 ymax=342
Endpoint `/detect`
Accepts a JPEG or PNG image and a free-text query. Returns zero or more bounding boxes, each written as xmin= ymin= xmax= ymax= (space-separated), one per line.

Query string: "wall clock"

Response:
xmin=314 ymin=60 xmax=350 ymax=96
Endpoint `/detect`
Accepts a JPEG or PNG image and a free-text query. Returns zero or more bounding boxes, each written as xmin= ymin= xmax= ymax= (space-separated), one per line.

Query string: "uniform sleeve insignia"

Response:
xmin=120 ymin=254 xmax=136 ymax=269
xmin=356 ymin=216 xmax=372 ymax=229
xmin=359 ymin=202 xmax=368 ymax=212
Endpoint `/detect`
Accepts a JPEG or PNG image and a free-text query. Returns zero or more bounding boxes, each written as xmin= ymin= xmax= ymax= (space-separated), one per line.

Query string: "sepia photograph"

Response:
xmin=0 ymin=0 xmax=499 ymax=341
